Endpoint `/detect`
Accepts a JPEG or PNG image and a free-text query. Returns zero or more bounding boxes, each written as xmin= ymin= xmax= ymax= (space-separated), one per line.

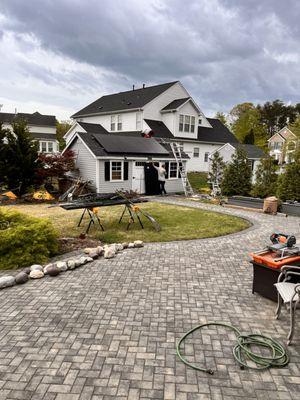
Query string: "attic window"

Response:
xmin=98 ymin=106 xmax=103 ymax=109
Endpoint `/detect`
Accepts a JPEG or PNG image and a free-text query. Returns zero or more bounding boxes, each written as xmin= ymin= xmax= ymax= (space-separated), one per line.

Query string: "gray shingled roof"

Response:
xmin=30 ymin=133 xmax=57 ymax=140
xmin=73 ymin=130 xmax=188 ymax=159
xmin=77 ymin=121 xmax=108 ymax=134
xmin=230 ymin=143 xmax=265 ymax=159
xmin=71 ymin=81 xmax=178 ymax=117
xmin=173 ymin=118 xmax=239 ymax=144
xmin=0 ymin=111 xmax=56 ymax=126
xmin=161 ymin=98 xmax=190 ymax=111
xmin=144 ymin=119 xmax=173 ymax=138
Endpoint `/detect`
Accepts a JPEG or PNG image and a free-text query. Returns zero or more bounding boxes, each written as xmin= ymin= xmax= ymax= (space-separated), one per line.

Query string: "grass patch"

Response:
xmin=4 ymin=202 xmax=250 ymax=244
xmin=188 ymin=172 xmax=210 ymax=193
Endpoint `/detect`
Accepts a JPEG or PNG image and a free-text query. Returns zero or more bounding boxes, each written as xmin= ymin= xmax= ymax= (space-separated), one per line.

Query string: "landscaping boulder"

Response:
xmin=15 ymin=272 xmax=29 ymax=285
xmin=30 ymin=264 xmax=43 ymax=272
xmin=79 ymin=256 xmax=87 ymax=265
xmin=74 ymin=258 xmax=83 ymax=267
xmin=134 ymin=240 xmax=144 ymax=248
xmin=67 ymin=259 xmax=76 ymax=270
xmin=46 ymin=265 xmax=60 ymax=277
xmin=116 ymin=243 xmax=124 ymax=252
xmin=56 ymin=261 xmax=68 ymax=272
xmin=128 ymin=242 xmax=135 ymax=248
xmin=43 ymin=264 xmax=54 ymax=275
xmin=0 ymin=276 xmax=15 ymax=289
xmin=84 ymin=248 xmax=93 ymax=254
xmin=104 ymin=247 xmax=116 ymax=259
xmin=29 ymin=270 xmax=44 ymax=279
xmin=96 ymin=246 xmax=104 ymax=255
xmin=22 ymin=267 xmax=31 ymax=275
xmin=122 ymin=242 xmax=129 ymax=249
xmin=88 ymin=251 xmax=98 ymax=259
xmin=85 ymin=257 xmax=93 ymax=263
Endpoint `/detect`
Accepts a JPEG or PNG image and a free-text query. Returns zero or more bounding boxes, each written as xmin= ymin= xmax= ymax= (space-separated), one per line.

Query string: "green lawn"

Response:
xmin=188 ymin=172 xmax=210 ymax=193
xmin=5 ymin=202 xmax=250 ymax=243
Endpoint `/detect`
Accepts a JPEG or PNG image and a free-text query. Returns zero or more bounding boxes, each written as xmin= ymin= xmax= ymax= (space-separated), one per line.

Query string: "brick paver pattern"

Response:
xmin=0 ymin=198 xmax=300 ymax=400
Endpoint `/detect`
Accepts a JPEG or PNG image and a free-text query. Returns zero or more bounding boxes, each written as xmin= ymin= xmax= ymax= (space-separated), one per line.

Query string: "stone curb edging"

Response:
xmin=0 ymin=240 xmax=144 ymax=291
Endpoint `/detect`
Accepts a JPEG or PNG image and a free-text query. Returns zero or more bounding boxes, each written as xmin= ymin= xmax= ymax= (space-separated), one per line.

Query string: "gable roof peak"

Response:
xmin=71 ymin=81 xmax=179 ymax=118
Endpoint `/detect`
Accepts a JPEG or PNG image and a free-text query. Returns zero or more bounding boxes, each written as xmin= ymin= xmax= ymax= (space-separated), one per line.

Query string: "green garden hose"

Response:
xmin=176 ymin=322 xmax=289 ymax=375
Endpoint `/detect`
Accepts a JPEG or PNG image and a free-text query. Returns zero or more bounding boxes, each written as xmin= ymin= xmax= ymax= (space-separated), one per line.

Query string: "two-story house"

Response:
xmin=63 ymin=81 xmax=240 ymax=194
xmin=0 ymin=111 xmax=58 ymax=153
xmin=268 ymin=126 xmax=298 ymax=164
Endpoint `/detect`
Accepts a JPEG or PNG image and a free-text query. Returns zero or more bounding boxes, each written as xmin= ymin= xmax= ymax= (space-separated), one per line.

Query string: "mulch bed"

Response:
xmin=58 ymin=236 xmax=101 ymax=254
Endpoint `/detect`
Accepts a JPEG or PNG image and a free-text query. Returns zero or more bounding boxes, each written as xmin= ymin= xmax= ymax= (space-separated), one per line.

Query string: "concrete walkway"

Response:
xmin=0 ymin=198 xmax=300 ymax=400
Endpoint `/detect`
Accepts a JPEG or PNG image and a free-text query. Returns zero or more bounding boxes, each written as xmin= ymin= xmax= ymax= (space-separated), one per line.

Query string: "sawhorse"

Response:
xmin=77 ymin=207 xmax=104 ymax=233
xmin=118 ymin=203 xmax=144 ymax=230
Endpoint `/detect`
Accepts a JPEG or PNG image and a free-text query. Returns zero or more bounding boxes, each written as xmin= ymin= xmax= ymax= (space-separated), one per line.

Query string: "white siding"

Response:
xmin=143 ymin=82 xmax=189 ymax=121
xmin=76 ymin=111 xmax=140 ymax=132
xmin=97 ymin=160 xmax=132 ymax=193
xmin=172 ymin=101 xmax=199 ymax=139
xmin=182 ymin=142 xmax=221 ymax=172
xmin=68 ymin=137 xmax=97 ymax=189
xmin=28 ymin=125 xmax=56 ymax=134
xmin=165 ymin=178 xmax=184 ymax=193
xmin=64 ymin=122 xmax=86 ymax=144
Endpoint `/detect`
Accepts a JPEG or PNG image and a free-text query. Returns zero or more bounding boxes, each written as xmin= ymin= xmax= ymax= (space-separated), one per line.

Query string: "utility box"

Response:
xmin=263 ymin=196 xmax=278 ymax=214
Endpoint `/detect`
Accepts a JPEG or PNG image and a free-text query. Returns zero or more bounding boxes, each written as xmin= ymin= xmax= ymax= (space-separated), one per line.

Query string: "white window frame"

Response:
xmin=179 ymin=114 xmax=184 ymax=132
xmin=136 ymin=112 xmax=142 ymax=130
xmin=191 ymin=116 xmax=195 ymax=133
xmin=110 ymin=161 xmax=124 ymax=182
xmin=169 ymin=161 xmax=178 ymax=180
xmin=111 ymin=115 xmax=116 ymax=131
xmin=117 ymin=114 xmax=122 ymax=131
xmin=47 ymin=142 xmax=54 ymax=153
xmin=179 ymin=114 xmax=196 ymax=133
xmin=40 ymin=141 xmax=55 ymax=153
xmin=204 ymin=152 xmax=210 ymax=162
xmin=193 ymin=147 xmax=199 ymax=158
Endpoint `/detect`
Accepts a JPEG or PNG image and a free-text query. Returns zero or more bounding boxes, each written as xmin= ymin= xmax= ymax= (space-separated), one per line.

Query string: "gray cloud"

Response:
xmin=0 ymin=0 xmax=299 ymax=118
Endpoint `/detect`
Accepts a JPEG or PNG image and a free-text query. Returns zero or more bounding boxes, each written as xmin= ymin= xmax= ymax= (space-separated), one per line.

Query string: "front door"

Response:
xmin=132 ymin=162 xmax=146 ymax=193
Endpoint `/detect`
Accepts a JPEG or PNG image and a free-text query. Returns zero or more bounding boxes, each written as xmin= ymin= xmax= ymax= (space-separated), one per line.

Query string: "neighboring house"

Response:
xmin=209 ymin=143 xmax=265 ymax=183
xmin=268 ymin=126 xmax=298 ymax=164
xmin=0 ymin=111 xmax=58 ymax=153
xmin=65 ymin=81 xmax=239 ymax=173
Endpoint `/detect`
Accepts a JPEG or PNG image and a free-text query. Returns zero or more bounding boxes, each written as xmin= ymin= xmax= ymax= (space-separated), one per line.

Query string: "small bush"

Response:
xmin=0 ymin=209 xmax=58 ymax=269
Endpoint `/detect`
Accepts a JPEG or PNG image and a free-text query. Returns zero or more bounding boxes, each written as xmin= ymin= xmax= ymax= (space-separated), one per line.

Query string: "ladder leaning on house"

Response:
xmin=170 ymin=142 xmax=194 ymax=197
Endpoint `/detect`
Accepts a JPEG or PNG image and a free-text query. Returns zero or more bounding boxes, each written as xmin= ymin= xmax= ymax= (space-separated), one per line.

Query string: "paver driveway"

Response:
xmin=0 ymin=198 xmax=300 ymax=400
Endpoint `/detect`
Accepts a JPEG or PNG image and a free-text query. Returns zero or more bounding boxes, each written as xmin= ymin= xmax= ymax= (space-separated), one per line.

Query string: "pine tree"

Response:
xmin=208 ymin=151 xmax=225 ymax=187
xmin=252 ymin=156 xmax=278 ymax=198
xmin=1 ymin=119 xmax=41 ymax=194
xmin=276 ymin=147 xmax=300 ymax=201
xmin=221 ymin=147 xmax=252 ymax=196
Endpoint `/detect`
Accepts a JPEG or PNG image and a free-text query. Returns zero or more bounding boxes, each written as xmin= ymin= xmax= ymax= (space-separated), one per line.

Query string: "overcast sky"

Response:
xmin=0 ymin=0 xmax=299 ymax=120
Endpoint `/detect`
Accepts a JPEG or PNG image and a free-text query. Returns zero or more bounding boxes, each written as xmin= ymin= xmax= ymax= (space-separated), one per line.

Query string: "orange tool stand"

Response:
xmin=249 ymin=251 xmax=300 ymax=302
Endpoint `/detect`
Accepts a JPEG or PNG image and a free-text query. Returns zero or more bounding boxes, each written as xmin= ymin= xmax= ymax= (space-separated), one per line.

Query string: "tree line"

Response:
xmin=215 ymin=100 xmax=300 ymax=148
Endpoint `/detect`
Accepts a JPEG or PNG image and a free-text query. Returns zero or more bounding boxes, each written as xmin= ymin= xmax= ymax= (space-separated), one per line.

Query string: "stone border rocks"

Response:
xmin=0 ymin=240 xmax=144 ymax=291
